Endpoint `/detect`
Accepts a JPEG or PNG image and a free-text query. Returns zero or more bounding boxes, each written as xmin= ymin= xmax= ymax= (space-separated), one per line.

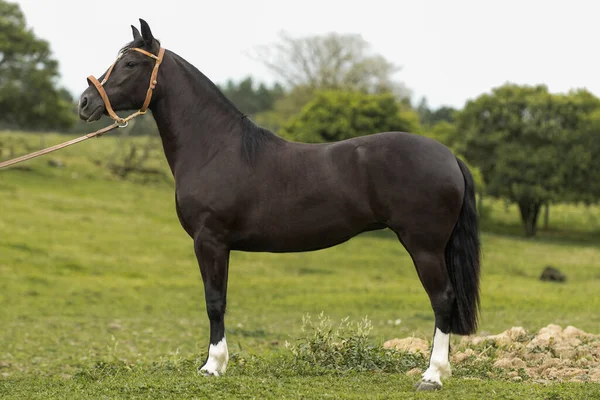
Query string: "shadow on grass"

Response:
xmin=361 ymin=220 xmax=600 ymax=250
xmin=482 ymin=219 xmax=600 ymax=248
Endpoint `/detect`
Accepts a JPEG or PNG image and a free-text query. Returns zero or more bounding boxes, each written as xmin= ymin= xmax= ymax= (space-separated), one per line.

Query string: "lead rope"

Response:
xmin=0 ymin=47 xmax=165 ymax=170
xmin=0 ymin=121 xmax=121 ymax=169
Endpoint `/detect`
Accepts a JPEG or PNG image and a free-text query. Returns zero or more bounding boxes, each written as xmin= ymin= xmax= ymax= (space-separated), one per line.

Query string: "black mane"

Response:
xmin=168 ymin=50 xmax=279 ymax=166
xmin=240 ymin=117 xmax=280 ymax=166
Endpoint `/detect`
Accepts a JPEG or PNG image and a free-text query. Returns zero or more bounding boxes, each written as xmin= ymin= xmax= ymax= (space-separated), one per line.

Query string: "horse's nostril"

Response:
xmin=80 ymin=96 xmax=88 ymax=108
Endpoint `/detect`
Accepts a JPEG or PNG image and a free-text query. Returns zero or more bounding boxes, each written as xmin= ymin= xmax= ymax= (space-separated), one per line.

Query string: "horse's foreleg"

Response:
xmin=194 ymin=238 xmax=230 ymax=376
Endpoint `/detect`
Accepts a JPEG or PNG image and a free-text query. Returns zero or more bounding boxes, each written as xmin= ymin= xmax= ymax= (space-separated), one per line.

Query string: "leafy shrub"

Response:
xmin=285 ymin=313 xmax=425 ymax=374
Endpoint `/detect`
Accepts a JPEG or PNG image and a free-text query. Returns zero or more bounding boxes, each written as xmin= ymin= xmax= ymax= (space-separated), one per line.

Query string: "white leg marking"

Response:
xmin=421 ymin=328 xmax=451 ymax=386
xmin=199 ymin=336 xmax=229 ymax=376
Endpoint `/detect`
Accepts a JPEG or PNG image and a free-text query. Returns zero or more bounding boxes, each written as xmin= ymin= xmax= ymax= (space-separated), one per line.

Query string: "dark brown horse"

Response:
xmin=78 ymin=20 xmax=480 ymax=391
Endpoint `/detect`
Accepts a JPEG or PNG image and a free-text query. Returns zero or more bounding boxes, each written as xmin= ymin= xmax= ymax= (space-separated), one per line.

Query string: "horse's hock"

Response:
xmin=385 ymin=324 xmax=600 ymax=383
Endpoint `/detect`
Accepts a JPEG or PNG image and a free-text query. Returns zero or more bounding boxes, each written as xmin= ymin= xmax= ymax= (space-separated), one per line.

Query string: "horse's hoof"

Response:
xmin=198 ymin=368 xmax=219 ymax=377
xmin=414 ymin=380 xmax=442 ymax=391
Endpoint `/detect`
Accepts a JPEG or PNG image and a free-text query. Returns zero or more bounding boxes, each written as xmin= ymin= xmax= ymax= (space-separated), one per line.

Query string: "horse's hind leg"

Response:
xmin=394 ymin=233 xmax=455 ymax=391
xmin=385 ymin=157 xmax=480 ymax=390
xmin=412 ymin=249 xmax=454 ymax=390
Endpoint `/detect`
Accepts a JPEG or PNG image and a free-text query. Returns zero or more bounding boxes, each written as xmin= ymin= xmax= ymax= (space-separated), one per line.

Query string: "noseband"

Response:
xmin=87 ymin=47 xmax=166 ymax=126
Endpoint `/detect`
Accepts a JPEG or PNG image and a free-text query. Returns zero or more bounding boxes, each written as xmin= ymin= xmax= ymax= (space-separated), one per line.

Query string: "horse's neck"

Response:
xmin=150 ymin=51 xmax=243 ymax=174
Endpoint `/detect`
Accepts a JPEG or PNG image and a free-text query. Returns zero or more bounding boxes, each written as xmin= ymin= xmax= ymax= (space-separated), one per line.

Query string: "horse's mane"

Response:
xmin=240 ymin=116 xmax=280 ymax=166
xmin=168 ymin=51 xmax=281 ymax=166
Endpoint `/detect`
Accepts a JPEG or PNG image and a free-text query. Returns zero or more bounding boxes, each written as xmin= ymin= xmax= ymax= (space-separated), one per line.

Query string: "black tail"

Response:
xmin=445 ymin=157 xmax=481 ymax=335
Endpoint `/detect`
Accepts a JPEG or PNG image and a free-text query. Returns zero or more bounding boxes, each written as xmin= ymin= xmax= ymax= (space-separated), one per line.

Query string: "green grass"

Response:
xmin=1 ymin=131 xmax=599 ymax=398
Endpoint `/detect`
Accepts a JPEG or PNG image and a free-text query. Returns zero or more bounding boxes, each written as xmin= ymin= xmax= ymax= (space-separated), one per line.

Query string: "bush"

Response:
xmin=281 ymin=91 xmax=421 ymax=143
xmin=285 ymin=313 xmax=425 ymax=374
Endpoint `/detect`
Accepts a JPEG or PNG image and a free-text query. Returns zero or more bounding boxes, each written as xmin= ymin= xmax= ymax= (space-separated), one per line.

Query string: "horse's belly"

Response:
xmin=229 ymin=213 xmax=385 ymax=253
xmin=229 ymin=149 xmax=381 ymax=252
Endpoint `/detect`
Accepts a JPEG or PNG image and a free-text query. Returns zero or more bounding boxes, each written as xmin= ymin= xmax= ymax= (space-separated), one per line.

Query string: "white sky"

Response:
xmin=14 ymin=0 xmax=600 ymax=109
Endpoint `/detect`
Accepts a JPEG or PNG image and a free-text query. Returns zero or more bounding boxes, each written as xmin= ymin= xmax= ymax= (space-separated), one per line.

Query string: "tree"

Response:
xmin=562 ymin=96 xmax=600 ymax=205
xmin=252 ymin=32 xmax=411 ymax=99
xmin=416 ymin=97 xmax=457 ymax=126
xmin=281 ymin=91 xmax=420 ymax=143
xmin=254 ymin=85 xmax=315 ymax=133
xmin=456 ymin=83 xmax=600 ymax=236
xmin=218 ymin=76 xmax=284 ymax=117
xmin=423 ymin=120 xmax=459 ymax=151
xmin=0 ymin=0 xmax=75 ymax=130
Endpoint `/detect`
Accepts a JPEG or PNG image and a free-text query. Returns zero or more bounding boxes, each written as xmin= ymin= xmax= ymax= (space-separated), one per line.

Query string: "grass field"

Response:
xmin=1 ymin=132 xmax=599 ymax=399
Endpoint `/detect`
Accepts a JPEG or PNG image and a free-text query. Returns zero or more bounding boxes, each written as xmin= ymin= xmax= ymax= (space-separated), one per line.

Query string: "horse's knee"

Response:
xmin=206 ymin=298 xmax=226 ymax=321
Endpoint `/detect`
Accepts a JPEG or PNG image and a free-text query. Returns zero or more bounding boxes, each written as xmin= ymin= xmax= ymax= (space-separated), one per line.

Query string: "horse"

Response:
xmin=77 ymin=19 xmax=480 ymax=391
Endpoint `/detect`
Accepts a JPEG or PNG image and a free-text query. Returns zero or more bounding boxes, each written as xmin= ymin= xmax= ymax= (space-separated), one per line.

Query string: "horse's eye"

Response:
xmin=126 ymin=61 xmax=137 ymax=68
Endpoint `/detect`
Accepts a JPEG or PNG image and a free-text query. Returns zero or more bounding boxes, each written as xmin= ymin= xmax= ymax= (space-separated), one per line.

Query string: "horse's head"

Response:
xmin=78 ymin=19 xmax=163 ymax=123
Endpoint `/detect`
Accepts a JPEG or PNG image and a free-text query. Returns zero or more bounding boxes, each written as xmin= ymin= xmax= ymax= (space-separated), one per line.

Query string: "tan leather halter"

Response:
xmin=87 ymin=47 xmax=166 ymax=126
xmin=0 ymin=47 xmax=166 ymax=169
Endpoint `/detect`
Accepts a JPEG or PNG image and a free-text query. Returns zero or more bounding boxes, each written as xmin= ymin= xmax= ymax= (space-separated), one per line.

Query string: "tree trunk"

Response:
xmin=518 ymin=200 xmax=541 ymax=237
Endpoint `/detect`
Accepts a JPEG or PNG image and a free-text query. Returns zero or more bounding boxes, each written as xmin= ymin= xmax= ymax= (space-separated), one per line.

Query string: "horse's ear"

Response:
xmin=131 ymin=25 xmax=142 ymax=41
xmin=139 ymin=18 xmax=155 ymax=45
